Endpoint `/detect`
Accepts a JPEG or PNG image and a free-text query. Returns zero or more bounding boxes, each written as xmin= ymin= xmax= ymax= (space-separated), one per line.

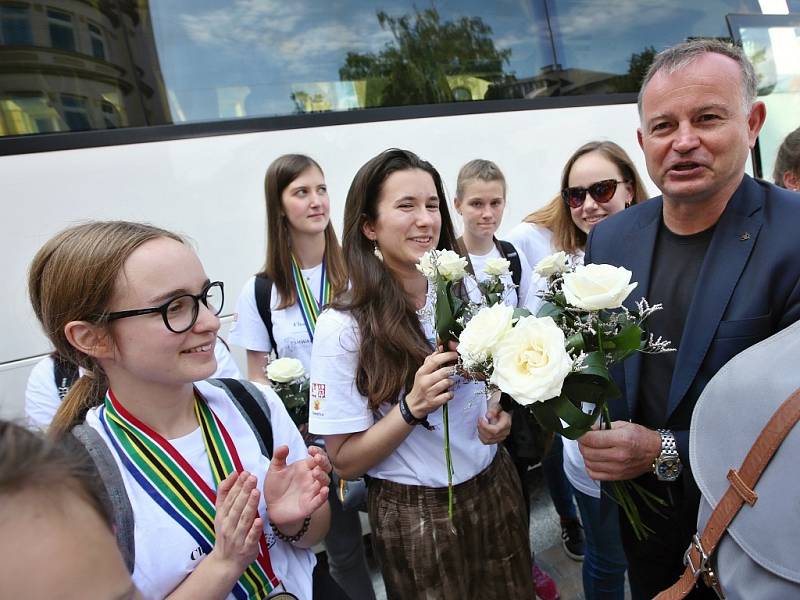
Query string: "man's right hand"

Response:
xmin=578 ymin=421 xmax=662 ymax=481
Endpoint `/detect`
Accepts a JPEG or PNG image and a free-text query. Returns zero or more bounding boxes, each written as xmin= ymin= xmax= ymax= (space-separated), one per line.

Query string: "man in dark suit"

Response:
xmin=578 ymin=39 xmax=800 ymax=599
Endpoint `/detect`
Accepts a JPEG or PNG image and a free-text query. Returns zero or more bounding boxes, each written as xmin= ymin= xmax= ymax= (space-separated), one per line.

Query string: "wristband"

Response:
xmin=399 ymin=395 xmax=434 ymax=430
xmin=270 ymin=516 xmax=311 ymax=543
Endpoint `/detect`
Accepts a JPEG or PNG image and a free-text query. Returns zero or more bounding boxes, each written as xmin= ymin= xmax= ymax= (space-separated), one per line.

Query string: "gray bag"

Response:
xmin=687 ymin=320 xmax=800 ymax=599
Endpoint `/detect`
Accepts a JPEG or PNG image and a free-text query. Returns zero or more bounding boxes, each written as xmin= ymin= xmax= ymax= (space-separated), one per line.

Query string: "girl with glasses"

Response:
xmin=228 ymin=155 xmax=373 ymax=600
xmin=309 ymin=149 xmax=534 ymax=599
xmin=29 ymin=220 xmax=331 ymax=600
xmin=507 ymin=140 xmax=649 ymax=600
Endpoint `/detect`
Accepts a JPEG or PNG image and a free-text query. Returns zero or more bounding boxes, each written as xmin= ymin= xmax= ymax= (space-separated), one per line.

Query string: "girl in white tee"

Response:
xmin=507 ymin=141 xmax=648 ymax=600
xmin=28 ymin=221 xmax=331 ymax=600
xmin=309 ymin=149 xmax=534 ymax=598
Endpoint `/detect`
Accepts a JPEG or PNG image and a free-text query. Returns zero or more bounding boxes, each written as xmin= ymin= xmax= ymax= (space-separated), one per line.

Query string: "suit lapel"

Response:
xmin=621 ymin=201 xmax=661 ymax=417
xmin=665 ymin=177 xmax=764 ymax=420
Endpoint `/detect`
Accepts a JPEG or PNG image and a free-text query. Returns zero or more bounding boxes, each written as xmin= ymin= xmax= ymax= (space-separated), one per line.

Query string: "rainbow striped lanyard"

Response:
xmin=100 ymin=389 xmax=280 ymax=599
xmin=290 ymin=254 xmax=331 ymax=342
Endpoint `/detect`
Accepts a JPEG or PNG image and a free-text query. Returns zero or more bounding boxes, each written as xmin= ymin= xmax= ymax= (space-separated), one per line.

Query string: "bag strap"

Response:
xmin=498 ymin=240 xmax=522 ymax=290
xmin=71 ymin=424 xmax=136 ymax=573
xmin=206 ymin=378 xmax=274 ymax=459
xmin=53 ymin=354 xmax=80 ymax=400
xmin=254 ymin=275 xmax=278 ymax=357
xmin=655 ymin=387 xmax=800 ymax=600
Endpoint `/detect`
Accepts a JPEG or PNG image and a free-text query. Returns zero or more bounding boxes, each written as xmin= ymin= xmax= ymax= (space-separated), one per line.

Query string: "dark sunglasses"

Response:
xmin=105 ymin=281 xmax=224 ymax=334
xmin=561 ymin=179 xmax=630 ymax=208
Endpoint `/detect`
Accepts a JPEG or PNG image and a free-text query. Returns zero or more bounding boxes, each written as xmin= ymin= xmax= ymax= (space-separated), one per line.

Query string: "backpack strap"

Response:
xmin=655 ymin=387 xmax=800 ymax=600
xmin=206 ymin=378 xmax=274 ymax=459
xmin=254 ymin=275 xmax=278 ymax=357
xmin=71 ymin=424 xmax=135 ymax=573
xmin=53 ymin=354 xmax=80 ymax=401
xmin=498 ymin=240 xmax=523 ymax=289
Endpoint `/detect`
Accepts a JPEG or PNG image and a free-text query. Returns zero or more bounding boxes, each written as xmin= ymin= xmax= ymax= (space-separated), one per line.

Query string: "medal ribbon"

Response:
xmin=291 ymin=254 xmax=331 ymax=341
xmin=100 ymin=389 xmax=280 ymax=599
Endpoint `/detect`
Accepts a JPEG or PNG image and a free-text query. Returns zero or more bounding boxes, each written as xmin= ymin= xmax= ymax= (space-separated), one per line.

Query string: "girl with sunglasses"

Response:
xmin=309 ymin=149 xmax=534 ymax=599
xmin=508 ymin=140 xmax=648 ymax=600
xmin=29 ymin=221 xmax=331 ymax=600
xmin=229 ymin=154 xmax=374 ymax=600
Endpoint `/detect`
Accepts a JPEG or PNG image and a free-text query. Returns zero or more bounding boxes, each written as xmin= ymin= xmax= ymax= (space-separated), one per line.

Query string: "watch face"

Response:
xmin=657 ymin=458 xmax=681 ymax=481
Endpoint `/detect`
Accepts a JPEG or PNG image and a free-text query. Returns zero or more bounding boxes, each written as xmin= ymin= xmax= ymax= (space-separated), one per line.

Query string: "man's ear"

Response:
xmin=783 ymin=170 xmax=799 ymax=191
xmin=361 ymin=216 xmax=377 ymax=242
xmin=746 ymin=101 xmax=767 ymax=148
xmin=637 ymin=128 xmax=644 ymax=150
xmin=64 ymin=321 xmax=114 ymax=360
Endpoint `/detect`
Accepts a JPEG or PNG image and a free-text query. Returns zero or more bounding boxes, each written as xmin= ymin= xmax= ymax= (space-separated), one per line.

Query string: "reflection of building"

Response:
xmin=493 ymin=64 xmax=621 ymax=98
xmin=0 ymin=0 xmax=170 ymax=136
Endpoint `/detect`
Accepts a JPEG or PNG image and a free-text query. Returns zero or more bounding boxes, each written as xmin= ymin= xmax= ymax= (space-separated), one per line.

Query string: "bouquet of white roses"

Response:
xmin=457 ymin=253 xmax=674 ymax=539
xmin=266 ymin=357 xmax=310 ymax=427
xmin=476 ymin=257 xmax=513 ymax=306
xmin=415 ymin=249 xmax=471 ymax=520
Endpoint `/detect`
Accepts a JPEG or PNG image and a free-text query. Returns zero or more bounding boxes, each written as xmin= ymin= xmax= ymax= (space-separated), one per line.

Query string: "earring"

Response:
xmin=373 ymin=242 xmax=384 ymax=262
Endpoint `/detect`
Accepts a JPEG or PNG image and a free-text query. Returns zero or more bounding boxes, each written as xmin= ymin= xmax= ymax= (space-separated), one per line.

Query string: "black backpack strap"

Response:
xmin=207 ymin=378 xmax=274 ymax=459
xmin=254 ymin=275 xmax=278 ymax=357
xmin=71 ymin=424 xmax=135 ymax=573
xmin=53 ymin=354 xmax=80 ymax=400
xmin=499 ymin=240 xmax=523 ymax=289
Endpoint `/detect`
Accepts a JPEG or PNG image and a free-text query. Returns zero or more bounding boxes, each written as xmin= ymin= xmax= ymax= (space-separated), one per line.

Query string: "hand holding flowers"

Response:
xmin=266 ymin=358 xmax=310 ymax=427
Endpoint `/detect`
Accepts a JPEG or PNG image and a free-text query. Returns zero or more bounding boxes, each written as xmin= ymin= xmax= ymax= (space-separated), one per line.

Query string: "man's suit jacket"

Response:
xmin=585 ymin=174 xmax=800 ymax=471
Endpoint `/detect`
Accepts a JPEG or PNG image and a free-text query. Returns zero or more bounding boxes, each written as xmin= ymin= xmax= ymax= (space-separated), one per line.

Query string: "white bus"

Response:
xmin=1 ymin=0 xmax=798 ymax=420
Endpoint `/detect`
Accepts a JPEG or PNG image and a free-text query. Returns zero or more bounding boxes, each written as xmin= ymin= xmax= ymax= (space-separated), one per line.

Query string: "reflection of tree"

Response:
xmin=612 ymin=46 xmax=656 ymax=93
xmin=338 ymin=8 xmax=510 ymax=106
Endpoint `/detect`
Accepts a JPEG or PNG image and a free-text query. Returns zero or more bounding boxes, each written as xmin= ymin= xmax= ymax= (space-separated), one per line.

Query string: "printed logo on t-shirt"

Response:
xmin=311 ymin=383 xmax=326 ymax=413
xmin=190 ymin=546 xmax=206 ymax=561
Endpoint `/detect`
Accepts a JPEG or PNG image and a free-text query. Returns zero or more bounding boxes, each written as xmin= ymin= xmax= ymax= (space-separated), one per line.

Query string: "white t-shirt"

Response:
xmin=462 ymin=243 xmax=536 ymax=310
xmin=84 ymin=380 xmax=315 ymax=600
xmin=308 ymin=300 xmax=496 ymax=487
xmin=229 ymin=266 xmax=324 ymax=368
xmin=503 ymin=222 xmax=598 ymax=498
xmin=24 ymin=343 xmax=241 ymax=431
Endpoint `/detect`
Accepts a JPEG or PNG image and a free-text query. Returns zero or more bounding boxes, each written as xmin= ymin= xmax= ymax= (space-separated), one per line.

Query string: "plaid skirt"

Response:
xmin=367 ymin=448 xmax=534 ymax=599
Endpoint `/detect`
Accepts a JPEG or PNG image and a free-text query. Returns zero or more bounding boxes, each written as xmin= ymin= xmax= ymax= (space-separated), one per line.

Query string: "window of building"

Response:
xmin=0 ymin=93 xmax=61 ymax=135
xmin=88 ymin=22 xmax=106 ymax=60
xmin=47 ymin=8 xmax=76 ymax=52
xmin=60 ymin=94 xmax=91 ymax=130
xmin=0 ymin=4 xmax=32 ymax=45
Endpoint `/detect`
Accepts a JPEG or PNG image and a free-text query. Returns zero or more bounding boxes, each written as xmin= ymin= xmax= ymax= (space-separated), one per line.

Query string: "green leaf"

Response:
xmin=566 ymin=332 xmax=585 ymax=353
xmin=536 ymin=301 xmax=562 ymax=319
xmin=512 ymin=307 xmax=532 ymax=320
xmin=605 ymin=323 xmax=644 ymax=361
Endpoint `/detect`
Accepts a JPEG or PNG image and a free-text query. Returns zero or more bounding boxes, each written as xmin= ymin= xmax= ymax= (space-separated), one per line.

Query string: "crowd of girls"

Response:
xmin=14 ymin=140 xmax=650 ymax=600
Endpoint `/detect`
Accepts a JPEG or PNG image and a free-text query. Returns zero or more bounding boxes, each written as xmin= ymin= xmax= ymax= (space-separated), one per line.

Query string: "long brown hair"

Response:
xmin=336 ymin=149 xmax=460 ymax=409
xmin=258 ymin=154 xmax=347 ymax=309
xmin=524 ymin=141 xmax=648 ymax=253
xmin=28 ymin=221 xmax=183 ymax=436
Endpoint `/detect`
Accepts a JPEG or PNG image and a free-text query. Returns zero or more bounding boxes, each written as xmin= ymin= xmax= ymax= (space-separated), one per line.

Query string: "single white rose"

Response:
xmin=458 ymin=303 xmax=514 ymax=369
xmin=436 ymin=250 xmax=468 ymax=282
xmin=562 ymin=263 xmax=637 ymax=311
xmin=484 ymin=257 xmax=511 ymax=277
xmin=416 ymin=250 xmax=437 ymax=278
xmin=490 ymin=315 xmax=572 ymax=405
xmin=534 ymin=251 xmax=570 ymax=278
xmin=266 ymin=357 xmax=306 ymax=383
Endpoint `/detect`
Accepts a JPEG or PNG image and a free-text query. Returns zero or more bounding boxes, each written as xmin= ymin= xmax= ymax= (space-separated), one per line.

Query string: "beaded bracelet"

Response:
xmin=270 ymin=516 xmax=311 ymax=543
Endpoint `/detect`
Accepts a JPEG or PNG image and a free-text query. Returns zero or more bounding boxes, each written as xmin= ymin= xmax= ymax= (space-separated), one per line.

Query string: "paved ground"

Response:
xmin=319 ymin=465 xmax=631 ymax=599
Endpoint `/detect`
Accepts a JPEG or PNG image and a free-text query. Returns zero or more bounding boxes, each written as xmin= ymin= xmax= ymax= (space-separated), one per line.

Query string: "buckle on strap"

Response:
xmin=684 ymin=535 xmax=725 ymax=599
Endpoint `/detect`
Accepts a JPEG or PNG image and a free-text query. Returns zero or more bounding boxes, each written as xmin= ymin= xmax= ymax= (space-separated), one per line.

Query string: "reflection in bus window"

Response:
xmin=0 ymin=0 xmax=796 ymax=138
xmin=0 ymin=4 xmax=32 ymax=46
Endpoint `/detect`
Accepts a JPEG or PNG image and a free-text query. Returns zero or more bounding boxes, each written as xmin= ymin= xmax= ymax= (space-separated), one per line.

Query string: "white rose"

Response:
xmin=534 ymin=251 xmax=570 ymax=278
xmin=266 ymin=357 xmax=305 ymax=383
xmin=416 ymin=250 xmax=437 ymax=278
xmin=490 ymin=315 xmax=572 ymax=405
xmin=562 ymin=263 xmax=637 ymax=311
xmin=436 ymin=250 xmax=468 ymax=282
xmin=484 ymin=257 xmax=511 ymax=277
xmin=458 ymin=303 xmax=514 ymax=368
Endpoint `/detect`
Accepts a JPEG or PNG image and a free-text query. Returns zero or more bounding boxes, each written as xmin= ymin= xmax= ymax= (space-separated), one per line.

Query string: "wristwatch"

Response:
xmin=652 ymin=429 xmax=682 ymax=481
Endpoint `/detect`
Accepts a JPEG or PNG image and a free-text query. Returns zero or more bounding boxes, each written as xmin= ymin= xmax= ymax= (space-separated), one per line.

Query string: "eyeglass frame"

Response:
xmin=561 ymin=179 xmax=631 ymax=209
xmin=104 ymin=280 xmax=224 ymax=334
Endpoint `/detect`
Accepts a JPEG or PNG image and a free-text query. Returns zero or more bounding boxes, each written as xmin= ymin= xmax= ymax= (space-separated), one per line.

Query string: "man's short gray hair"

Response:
xmin=637 ymin=39 xmax=758 ymax=116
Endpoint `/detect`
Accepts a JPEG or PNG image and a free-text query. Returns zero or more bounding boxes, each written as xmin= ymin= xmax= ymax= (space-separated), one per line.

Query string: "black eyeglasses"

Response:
xmin=561 ymin=179 xmax=630 ymax=208
xmin=105 ymin=281 xmax=224 ymax=333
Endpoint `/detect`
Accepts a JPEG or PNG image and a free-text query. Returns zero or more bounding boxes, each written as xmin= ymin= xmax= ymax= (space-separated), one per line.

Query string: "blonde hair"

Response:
xmin=28 ymin=221 xmax=183 ymax=436
xmin=455 ymin=159 xmax=507 ymax=199
xmin=524 ymin=141 xmax=648 ymax=253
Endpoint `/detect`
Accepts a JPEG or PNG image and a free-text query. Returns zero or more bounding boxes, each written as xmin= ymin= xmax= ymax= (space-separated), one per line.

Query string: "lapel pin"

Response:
xmin=739 ymin=232 xmax=751 ymax=241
